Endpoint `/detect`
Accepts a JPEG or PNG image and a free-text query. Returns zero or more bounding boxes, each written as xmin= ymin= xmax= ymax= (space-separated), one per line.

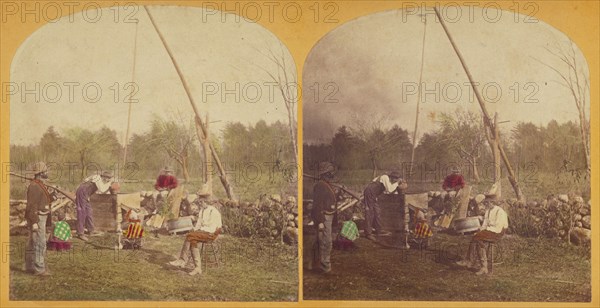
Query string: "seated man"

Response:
xmin=152 ymin=167 xmax=178 ymax=205
xmin=456 ymin=194 xmax=508 ymax=275
xmin=168 ymin=190 xmax=222 ymax=276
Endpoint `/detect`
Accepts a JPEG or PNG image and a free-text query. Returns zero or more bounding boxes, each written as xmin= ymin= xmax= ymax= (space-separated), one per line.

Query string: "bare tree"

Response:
xmin=438 ymin=110 xmax=486 ymax=183
xmin=348 ymin=113 xmax=405 ymax=177
xmin=147 ymin=113 xmax=196 ymax=181
xmin=242 ymin=40 xmax=298 ymax=167
xmin=536 ymin=40 xmax=591 ymax=177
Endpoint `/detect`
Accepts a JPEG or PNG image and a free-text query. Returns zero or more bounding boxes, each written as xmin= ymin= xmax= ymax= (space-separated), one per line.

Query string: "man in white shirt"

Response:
xmin=168 ymin=191 xmax=222 ymax=276
xmin=75 ymin=170 xmax=115 ymax=241
xmin=456 ymin=194 xmax=509 ymax=275
xmin=362 ymin=170 xmax=408 ymax=241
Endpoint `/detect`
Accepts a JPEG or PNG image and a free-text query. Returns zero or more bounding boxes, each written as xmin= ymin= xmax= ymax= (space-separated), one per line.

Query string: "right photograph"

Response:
xmin=302 ymin=6 xmax=591 ymax=302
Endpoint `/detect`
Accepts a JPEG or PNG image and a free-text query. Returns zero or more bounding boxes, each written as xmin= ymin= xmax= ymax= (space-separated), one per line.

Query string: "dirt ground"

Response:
xmin=303 ymin=232 xmax=591 ymax=302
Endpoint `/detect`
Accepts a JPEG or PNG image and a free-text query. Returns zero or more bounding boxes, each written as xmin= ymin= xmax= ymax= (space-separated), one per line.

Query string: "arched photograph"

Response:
xmin=8 ymin=5 xmax=298 ymax=301
xmin=302 ymin=6 xmax=591 ymax=302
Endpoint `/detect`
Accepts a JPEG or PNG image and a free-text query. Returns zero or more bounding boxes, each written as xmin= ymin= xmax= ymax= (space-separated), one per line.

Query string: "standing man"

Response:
xmin=75 ymin=170 xmax=115 ymax=241
xmin=456 ymin=194 xmax=508 ymax=275
xmin=152 ymin=166 xmax=178 ymax=205
xmin=25 ymin=162 xmax=52 ymax=276
xmin=442 ymin=167 xmax=465 ymax=192
xmin=363 ymin=170 xmax=407 ymax=241
xmin=311 ymin=162 xmax=337 ymax=274
xmin=168 ymin=190 xmax=222 ymax=276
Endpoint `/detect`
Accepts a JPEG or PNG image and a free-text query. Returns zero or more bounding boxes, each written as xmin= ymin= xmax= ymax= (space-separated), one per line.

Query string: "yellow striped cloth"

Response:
xmin=414 ymin=222 xmax=432 ymax=238
xmin=123 ymin=222 xmax=144 ymax=239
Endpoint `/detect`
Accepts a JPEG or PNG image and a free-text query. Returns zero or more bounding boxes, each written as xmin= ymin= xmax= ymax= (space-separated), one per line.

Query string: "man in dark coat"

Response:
xmin=25 ymin=162 xmax=52 ymax=276
xmin=311 ymin=162 xmax=337 ymax=274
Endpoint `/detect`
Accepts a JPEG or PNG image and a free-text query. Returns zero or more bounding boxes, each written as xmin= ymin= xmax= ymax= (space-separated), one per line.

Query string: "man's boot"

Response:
xmin=476 ymin=246 xmax=489 ymax=275
xmin=189 ymin=246 xmax=203 ymax=276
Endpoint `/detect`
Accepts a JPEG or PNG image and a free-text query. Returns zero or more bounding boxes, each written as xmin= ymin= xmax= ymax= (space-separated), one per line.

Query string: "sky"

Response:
xmin=10 ymin=6 xmax=296 ymax=145
xmin=302 ymin=7 xmax=590 ymax=144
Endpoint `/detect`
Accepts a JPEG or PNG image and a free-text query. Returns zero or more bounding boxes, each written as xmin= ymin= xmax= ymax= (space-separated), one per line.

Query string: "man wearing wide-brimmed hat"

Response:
xmin=152 ymin=166 xmax=178 ymax=204
xmin=311 ymin=162 xmax=337 ymax=274
xmin=456 ymin=194 xmax=509 ymax=275
xmin=75 ymin=170 xmax=115 ymax=241
xmin=24 ymin=162 xmax=53 ymax=276
xmin=168 ymin=188 xmax=222 ymax=276
xmin=362 ymin=170 xmax=407 ymax=241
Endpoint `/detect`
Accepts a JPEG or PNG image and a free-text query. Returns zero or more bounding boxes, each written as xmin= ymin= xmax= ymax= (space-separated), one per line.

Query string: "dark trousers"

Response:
xmin=363 ymin=190 xmax=382 ymax=236
xmin=75 ymin=188 xmax=95 ymax=235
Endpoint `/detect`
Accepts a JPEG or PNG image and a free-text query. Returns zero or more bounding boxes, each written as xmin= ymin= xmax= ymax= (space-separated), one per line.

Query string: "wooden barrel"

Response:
xmin=379 ymin=194 xmax=406 ymax=232
xmin=89 ymin=194 xmax=118 ymax=231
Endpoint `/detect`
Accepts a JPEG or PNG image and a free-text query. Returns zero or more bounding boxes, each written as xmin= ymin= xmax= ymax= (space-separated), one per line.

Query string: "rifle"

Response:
xmin=302 ymin=173 xmax=362 ymax=201
xmin=9 ymin=172 xmax=76 ymax=203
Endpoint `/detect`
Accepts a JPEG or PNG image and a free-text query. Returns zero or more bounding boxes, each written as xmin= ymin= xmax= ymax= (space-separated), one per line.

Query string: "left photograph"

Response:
xmin=8 ymin=5 xmax=298 ymax=301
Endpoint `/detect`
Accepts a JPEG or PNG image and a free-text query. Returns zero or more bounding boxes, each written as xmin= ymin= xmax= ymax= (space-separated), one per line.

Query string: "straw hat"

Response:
xmin=317 ymin=162 xmax=335 ymax=176
xmin=29 ymin=162 xmax=48 ymax=175
xmin=196 ymin=184 xmax=211 ymax=197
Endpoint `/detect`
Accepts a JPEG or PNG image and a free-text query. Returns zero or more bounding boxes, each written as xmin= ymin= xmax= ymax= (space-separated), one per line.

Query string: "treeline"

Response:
xmin=10 ymin=117 xmax=294 ymax=184
xmin=304 ymin=110 xmax=588 ymax=183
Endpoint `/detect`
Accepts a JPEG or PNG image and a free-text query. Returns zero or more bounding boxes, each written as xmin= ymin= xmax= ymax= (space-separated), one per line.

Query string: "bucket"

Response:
xmin=452 ymin=216 xmax=481 ymax=233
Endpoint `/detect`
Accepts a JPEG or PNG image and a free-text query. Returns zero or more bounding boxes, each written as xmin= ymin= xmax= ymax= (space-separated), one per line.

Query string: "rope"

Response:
xmin=409 ymin=15 xmax=428 ymax=175
xmin=123 ymin=20 xmax=139 ymax=166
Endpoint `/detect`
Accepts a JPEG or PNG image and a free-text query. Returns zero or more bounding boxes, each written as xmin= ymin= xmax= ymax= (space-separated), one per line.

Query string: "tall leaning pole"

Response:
xmin=433 ymin=6 xmax=524 ymax=201
xmin=144 ymin=6 xmax=235 ymax=200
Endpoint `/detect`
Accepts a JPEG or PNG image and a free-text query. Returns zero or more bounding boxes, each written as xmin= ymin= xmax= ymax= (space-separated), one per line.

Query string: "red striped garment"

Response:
xmin=414 ymin=222 xmax=433 ymax=238
xmin=124 ymin=222 xmax=144 ymax=239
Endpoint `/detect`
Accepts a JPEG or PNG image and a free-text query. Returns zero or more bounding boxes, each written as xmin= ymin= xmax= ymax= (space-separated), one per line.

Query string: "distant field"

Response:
xmin=302 ymin=169 xmax=589 ymax=201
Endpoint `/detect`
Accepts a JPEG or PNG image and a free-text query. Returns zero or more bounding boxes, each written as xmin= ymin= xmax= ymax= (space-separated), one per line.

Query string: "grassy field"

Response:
xmin=304 ymin=232 xmax=591 ymax=302
xmin=9 ymin=233 xmax=298 ymax=301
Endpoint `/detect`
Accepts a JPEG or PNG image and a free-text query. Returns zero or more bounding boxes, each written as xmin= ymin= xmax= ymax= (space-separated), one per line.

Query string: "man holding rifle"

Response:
xmin=311 ymin=162 xmax=337 ymax=274
xmin=24 ymin=162 xmax=52 ymax=276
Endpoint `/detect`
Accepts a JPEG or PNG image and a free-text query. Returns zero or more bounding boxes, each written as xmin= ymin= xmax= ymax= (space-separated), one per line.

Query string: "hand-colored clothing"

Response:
xmin=75 ymin=183 xmax=96 ymax=235
xmin=124 ymin=222 xmax=144 ymax=239
xmin=340 ymin=221 xmax=359 ymax=241
xmin=363 ymin=174 xmax=401 ymax=236
xmin=25 ymin=214 xmax=47 ymax=274
xmin=311 ymin=180 xmax=337 ymax=225
xmin=154 ymin=174 xmax=178 ymax=190
xmin=318 ymin=214 xmax=334 ymax=272
xmin=75 ymin=176 xmax=113 ymax=235
xmin=194 ymin=205 xmax=222 ymax=233
xmin=53 ymin=221 xmax=72 ymax=241
xmin=481 ymin=205 xmax=509 ymax=234
xmin=82 ymin=174 xmax=112 ymax=194
xmin=414 ymin=222 xmax=433 ymax=238
xmin=442 ymin=174 xmax=465 ymax=191
xmin=373 ymin=174 xmax=400 ymax=194
xmin=25 ymin=179 xmax=51 ymax=225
